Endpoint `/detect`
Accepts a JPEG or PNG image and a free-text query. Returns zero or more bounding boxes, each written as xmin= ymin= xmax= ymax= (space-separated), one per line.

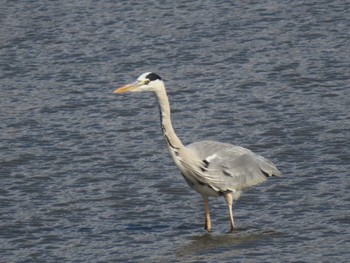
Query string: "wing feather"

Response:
xmin=186 ymin=140 xmax=281 ymax=192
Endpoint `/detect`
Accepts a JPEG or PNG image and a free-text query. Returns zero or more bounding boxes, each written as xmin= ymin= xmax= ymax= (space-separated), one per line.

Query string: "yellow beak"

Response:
xmin=112 ymin=83 xmax=137 ymax=94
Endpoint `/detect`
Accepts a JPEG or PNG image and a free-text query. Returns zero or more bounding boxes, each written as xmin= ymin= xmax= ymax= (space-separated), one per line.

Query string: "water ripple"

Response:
xmin=1 ymin=0 xmax=349 ymax=262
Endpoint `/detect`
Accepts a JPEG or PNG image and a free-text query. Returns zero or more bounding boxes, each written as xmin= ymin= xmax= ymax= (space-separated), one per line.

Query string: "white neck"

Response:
xmin=154 ymin=87 xmax=185 ymax=152
xmin=153 ymin=84 xmax=205 ymax=179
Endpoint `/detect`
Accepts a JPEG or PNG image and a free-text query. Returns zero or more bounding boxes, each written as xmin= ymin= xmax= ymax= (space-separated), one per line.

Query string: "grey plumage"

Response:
xmin=113 ymin=72 xmax=281 ymax=232
xmin=187 ymin=140 xmax=281 ymax=192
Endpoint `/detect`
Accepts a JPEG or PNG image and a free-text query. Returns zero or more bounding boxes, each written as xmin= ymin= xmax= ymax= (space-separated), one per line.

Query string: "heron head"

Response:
xmin=113 ymin=72 xmax=164 ymax=94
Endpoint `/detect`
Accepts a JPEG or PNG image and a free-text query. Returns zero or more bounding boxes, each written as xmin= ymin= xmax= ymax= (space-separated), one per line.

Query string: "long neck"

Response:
xmin=155 ymin=88 xmax=185 ymax=152
xmin=154 ymin=86 xmax=205 ymax=175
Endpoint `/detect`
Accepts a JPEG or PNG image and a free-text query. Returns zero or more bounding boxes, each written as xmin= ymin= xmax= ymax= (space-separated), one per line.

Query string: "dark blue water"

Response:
xmin=1 ymin=0 xmax=349 ymax=262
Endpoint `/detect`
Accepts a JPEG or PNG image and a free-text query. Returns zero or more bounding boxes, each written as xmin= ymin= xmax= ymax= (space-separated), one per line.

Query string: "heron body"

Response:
xmin=113 ymin=72 xmax=281 ymax=231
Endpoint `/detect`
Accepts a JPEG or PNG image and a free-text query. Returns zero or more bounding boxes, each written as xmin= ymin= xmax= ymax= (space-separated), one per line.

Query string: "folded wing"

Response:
xmin=187 ymin=141 xmax=281 ymax=192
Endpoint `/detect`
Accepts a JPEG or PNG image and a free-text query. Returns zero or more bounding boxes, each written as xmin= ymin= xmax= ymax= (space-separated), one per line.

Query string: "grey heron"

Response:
xmin=113 ymin=72 xmax=281 ymax=232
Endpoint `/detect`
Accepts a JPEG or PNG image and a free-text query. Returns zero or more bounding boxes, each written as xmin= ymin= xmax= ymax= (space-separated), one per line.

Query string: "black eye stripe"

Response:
xmin=146 ymin=73 xmax=161 ymax=81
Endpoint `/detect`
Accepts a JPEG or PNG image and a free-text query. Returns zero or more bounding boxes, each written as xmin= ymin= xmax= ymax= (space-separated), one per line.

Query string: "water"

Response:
xmin=1 ymin=0 xmax=349 ymax=262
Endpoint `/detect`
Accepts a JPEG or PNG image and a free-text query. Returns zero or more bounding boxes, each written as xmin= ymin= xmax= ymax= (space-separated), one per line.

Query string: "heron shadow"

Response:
xmin=176 ymin=227 xmax=283 ymax=259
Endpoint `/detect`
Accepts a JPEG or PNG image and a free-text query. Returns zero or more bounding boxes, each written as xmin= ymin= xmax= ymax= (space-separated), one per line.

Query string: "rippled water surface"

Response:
xmin=1 ymin=0 xmax=349 ymax=262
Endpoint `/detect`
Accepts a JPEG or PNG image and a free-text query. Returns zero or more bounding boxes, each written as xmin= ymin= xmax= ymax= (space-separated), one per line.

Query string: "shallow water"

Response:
xmin=1 ymin=0 xmax=349 ymax=262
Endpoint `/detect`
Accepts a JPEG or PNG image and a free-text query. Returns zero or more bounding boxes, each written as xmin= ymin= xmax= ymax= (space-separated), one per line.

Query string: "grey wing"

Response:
xmin=187 ymin=141 xmax=281 ymax=192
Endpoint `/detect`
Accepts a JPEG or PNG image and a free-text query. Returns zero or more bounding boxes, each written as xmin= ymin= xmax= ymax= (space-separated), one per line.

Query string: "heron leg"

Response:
xmin=224 ymin=192 xmax=235 ymax=231
xmin=203 ymin=195 xmax=212 ymax=232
